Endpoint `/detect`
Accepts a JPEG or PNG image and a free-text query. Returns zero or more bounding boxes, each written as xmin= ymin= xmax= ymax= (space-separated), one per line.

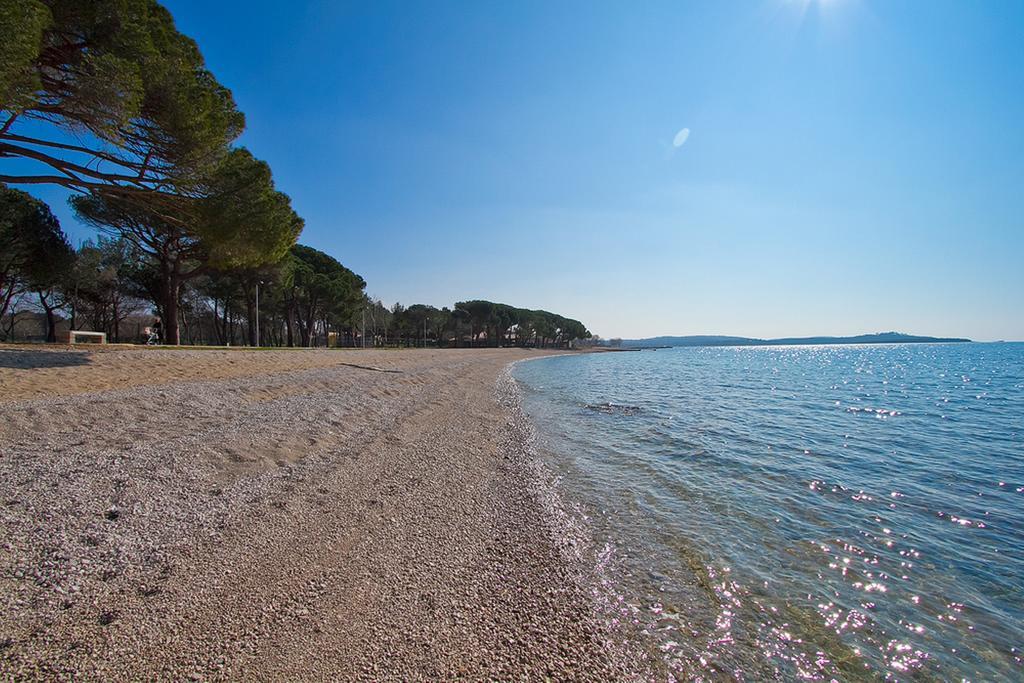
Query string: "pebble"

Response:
xmin=0 ymin=349 xmax=649 ymax=681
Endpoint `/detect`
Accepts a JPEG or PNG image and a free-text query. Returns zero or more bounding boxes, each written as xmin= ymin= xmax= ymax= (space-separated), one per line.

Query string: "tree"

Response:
xmin=287 ymin=245 xmax=365 ymax=347
xmin=492 ymin=303 xmax=519 ymax=347
xmin=454 ymin=300 xmax=495 ymax=347
xmin=431 ymin=307 xmax=452 ymax=346
xmin=363 ymin=297 xmax=393 ymax=346
xmin=28 ymin=238 xmax=74 ymax=342
xmin=559 ymin=317 xmax=589 ymax=344
xmin=450 ymin=299 xmax=591 ymax=349
xmin=0 ymin=184 xmax=71 ymax=339
xmin=395 ymin=303 xmax=446 ymax=347
xmin=70 ymin=148 xmax=303 ymax=344
xmin=203 ymin=259 xmax=290 ymax=347
xmin=72 ymin=236 xmax=146 ymax=341
xmin=1 ymin=0 xmax=244 ymax=204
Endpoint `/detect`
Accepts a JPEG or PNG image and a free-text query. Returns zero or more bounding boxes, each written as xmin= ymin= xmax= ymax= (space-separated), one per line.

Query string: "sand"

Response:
xmin=0 ymin=346 xmax=647 ymax=680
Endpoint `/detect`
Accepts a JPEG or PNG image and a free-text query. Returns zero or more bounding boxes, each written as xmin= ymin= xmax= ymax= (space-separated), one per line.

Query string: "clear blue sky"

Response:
xmin=25 ymin=0 xmax=1024 ymax=340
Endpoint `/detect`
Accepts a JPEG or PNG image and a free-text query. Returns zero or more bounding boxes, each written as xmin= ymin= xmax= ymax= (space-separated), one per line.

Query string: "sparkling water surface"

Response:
xmin=513 ymin=343 xmax=1024 ymax=681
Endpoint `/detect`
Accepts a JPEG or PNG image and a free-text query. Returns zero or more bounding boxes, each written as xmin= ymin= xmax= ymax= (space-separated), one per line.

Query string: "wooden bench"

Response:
xmin=62 ymin=330 xmax=107 ymax=344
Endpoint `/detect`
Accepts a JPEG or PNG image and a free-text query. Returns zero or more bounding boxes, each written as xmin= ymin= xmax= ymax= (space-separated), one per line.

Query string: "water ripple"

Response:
xmin=515 ymin=343 xmax=1024 ymax=680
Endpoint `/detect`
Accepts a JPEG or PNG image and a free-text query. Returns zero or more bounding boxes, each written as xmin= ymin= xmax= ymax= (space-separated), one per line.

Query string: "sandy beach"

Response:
xmin=0 ymin=346 xmax=642 ymax=680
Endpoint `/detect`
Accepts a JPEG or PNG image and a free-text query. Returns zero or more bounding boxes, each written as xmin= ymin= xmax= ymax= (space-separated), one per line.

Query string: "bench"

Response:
xmin=62 ymin=330 xmax=107 ymax=344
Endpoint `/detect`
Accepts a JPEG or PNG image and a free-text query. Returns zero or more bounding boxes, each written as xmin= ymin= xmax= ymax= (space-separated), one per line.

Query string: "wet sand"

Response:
xmin=0 ymin=346 xmax=644 ymax=680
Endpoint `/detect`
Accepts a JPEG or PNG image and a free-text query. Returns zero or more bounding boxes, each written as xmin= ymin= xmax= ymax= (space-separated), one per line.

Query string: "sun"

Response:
xmin=788 ymin=0 xmax=841 ymax=9
xmin=782 ymin=0 xmax=853 ymax=29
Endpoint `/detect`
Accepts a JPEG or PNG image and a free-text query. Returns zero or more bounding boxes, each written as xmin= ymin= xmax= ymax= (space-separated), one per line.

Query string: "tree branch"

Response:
xmin=138 ymin=148 xmax=154 ymax=179
xmin=0 ymin=113 xmax=18 ymax=135
xmin=0 ymin=131 xmax=150 ymax=176
xmin=0 ymin=141 xmax=150 ymax=186
xmin=0 ymin=173 xmax=92 ymax=188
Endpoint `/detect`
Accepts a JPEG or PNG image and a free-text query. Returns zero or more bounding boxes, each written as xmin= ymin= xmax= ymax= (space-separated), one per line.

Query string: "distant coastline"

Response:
xmin=612 ymin=332 xmax=972 ymax=348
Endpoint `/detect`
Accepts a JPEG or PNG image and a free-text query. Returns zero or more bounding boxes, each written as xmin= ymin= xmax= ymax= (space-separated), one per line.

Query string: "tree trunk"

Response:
xmin=159 ymin=263 xmax=182 ymax=345
xmin=246 ymin=297 xmax=256 ymax=346
xmin=165 ymin=282 xmax=180 ymax=344
xmin=69 ymin=284 xmax=77 ymax=331
xmin=303 ymin=303 xmax=316 ymax=347
xmin=38 ymin=291 xmax=57 ymax=343
xmin=181 ymin=304 xmax=193 ymax=345
xmin=0 ymin=288 xmax=16 ymax=339
xmin=212 ymin=299 xmax=222 ymax=345
xmin=286 ymin=307 xmax=295 ymax=348
xmin=112 ymin=297 xmax=120 ymax=343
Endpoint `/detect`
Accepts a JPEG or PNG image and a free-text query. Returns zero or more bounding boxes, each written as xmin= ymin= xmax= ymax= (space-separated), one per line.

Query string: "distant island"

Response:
xmin=612 ymin=332 xmax=972 ymax=348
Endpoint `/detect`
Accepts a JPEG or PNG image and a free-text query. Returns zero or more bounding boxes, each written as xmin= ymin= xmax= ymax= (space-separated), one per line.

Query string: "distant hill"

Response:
xmin=618 ymin=332 xmax=971 ymax=348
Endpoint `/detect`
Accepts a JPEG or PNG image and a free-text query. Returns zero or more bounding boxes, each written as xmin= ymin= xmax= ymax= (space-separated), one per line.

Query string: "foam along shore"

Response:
xmin=0 ymin=346 xmax=646 ymax=680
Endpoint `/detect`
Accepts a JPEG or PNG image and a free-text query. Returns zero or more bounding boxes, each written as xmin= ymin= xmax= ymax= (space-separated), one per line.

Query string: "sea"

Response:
xmin=512 ymin=342 xmax=1024 ymax=681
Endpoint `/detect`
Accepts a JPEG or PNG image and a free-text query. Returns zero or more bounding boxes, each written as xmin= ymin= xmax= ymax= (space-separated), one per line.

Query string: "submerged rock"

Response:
xmin=585 ymin=402 xmax=641 ymax=416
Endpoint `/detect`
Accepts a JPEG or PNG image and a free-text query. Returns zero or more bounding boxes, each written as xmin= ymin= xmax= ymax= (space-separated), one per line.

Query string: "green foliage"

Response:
xmin=0 ymin=0 xmax=49 ymax=112
xmin=383 ymin=298 xmax=590 ymax=348
xmin=1 ymin=1 xmax=593 ymax=349
xmin=69 ymin=147 xmax=302 ymax=344
xmin=70 ymin=191 xmax=180 ymax=253
xmin=0 ymin=185 xmax=73 ymax=340
xmin=71 ymin=236 xmax=146 ymax=340
xmin=288 ymin=244 xmax=366 ymax=346
xmin=0 ymin=183 xmax=71 ymax=298
xmin=72 ymin=148 xmax=302 ymax=272
xmin=291 ymin=246 xmax=365 ymax=310
xmin=196 ymin=148 xmax=304 ymax=270
xmin=390 ymin=303 xmax=444 ymax=344
xmin=453 ymin=299 xmax=590 ymax=347
xmin=0 ymin=0 xmax=244 ymax=189
xmin=457 ymin=300 xmax=495 ymax=327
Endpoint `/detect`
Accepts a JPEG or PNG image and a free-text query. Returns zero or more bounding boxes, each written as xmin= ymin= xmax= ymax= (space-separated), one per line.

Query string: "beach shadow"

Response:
xmin=0 ymin=349 xmax=93 ymax=370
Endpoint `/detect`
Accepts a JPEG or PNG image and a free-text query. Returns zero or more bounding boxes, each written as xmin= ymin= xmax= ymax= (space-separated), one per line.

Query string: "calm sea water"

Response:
xmin=513 ymin=343 xmax=1024 ymax=681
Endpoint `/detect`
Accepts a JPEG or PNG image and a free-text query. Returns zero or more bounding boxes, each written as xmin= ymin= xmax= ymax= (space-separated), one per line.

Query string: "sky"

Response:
xmin=17 ymin=0 xmax=1024 ymax=340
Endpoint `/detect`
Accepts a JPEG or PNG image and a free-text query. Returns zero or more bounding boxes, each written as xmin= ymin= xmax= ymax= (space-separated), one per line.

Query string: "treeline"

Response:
xmin=1 ymin=207 xmax=589 ymax=347
xmin=0 ymin=0 xmax=592 ymax=348
xmin=1 ymin=210 xmax=368 ymax=346
xmin=1 ymin=207 xmax=590 ymax=346
xmin=1 ymin=1 xmax=301 ymax=345
xmin=369 ymin=300 xmax=591 ymax=348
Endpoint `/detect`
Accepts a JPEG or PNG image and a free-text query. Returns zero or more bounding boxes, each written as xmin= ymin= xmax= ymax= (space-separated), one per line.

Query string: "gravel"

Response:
xmin=0 ymin=348 xmax=652 ymax=681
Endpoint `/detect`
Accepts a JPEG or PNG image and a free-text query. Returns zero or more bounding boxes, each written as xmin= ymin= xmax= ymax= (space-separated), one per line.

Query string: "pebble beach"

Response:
xmin=0 ymin=346 xmax=645 ymax=680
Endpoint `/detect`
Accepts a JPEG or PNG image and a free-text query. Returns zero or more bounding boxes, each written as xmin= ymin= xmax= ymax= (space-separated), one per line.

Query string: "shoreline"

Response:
xmin=497 ymin=361 xmax=660 ymax=677
xmin=0 ymin=347 xmax=645 ymax=680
